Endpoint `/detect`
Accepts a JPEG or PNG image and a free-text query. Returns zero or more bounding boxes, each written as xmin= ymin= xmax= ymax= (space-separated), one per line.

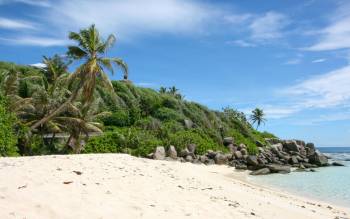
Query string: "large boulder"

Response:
xmin=199 ymin=155 xmax=208 ymax=163
xmin=308 ymin=151 xmax=328 ymax=166
xmin=167 ymin=145 xmax=177 ymax=159
xmin=289 ymin=156 xmax=299 ymax=165
xmin=270 ymin=143 xmax=283 ymax=153
xmin=206 ymin=150 xmax=217 ymax=159
xmin=153 ymin=146 xmax=166 ymax=160
xmin=234 ymin=151 xmax=243 ymax=159
xmin=187 ymin=144 xmax=197 ymax=154
xmin=265 ymin=138 xmax=282 ymax=145
xmin=180 ymin=148 xmax=190 ymax=158
xmin=332 ymin=162 xmax=344 ymax=166
xmin=283 ymin=140 xmax=300 ymax=152
xmin=246 ymin=155 xmax=259 ymax=167
xmin=184 ymin=119 xmax=194 ymax=129
xmin=185 ymin=155 xmax=193 ymax=162
xmin=267 ymin=164 xmax=291 ymax=174
xmin=227 ymin=144 xmax=237 ymax=153
xmin=223 ymin=137 xmax=234 ymax=146
xmin=214 ymin=153 xmax=228 ymax=165
xmin=250 ymin=168 xmax=270 ymax=175
xmin=294 ymin=140 xmax=306 ymax=147
xmin=235 ymin=164 xmax=248 ymax=170
xmin=238 ymin=143 xmax=246 ymax=150
xmin=240 ymin=148 xmax=248 ymax=156
xmin=305 ymin=143 xmax=316 ymax=156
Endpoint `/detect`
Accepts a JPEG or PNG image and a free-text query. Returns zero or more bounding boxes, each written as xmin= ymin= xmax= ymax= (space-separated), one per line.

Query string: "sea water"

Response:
xmin=248 ymin=147 xmax=350 ymax=207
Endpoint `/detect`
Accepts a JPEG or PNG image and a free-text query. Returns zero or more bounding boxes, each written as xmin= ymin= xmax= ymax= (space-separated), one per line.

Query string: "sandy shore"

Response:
xmin=0 ymin=154 xmax=348 ymax=219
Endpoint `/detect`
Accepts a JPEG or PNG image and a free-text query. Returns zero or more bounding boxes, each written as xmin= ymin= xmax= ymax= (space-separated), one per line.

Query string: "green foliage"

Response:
xmin=135 ymin=116 xmax=161 ymax=131
xmin=0 ymin=96 xmax=18 ymax=156
xmin=153 ymin=107 xmax=184 ymax=121
xmin=84 ymin=132 xmax=126 ymax=153
xmin=102 ymin=110 xmax=130 ymax=127
xmin=85 ymin=128 xmax=163 ymax=156
xmin=167 ymin=130 xmax=227 ymax=155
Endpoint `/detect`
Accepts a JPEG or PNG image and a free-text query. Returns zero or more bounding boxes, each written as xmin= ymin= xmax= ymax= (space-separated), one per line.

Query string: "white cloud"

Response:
xmin=30 ymin=63 xmax=46 ymax=68
xmin=0 ymin=17 xmax=36 ymax=30
xmin=0 ymin=36 xmax=67 ymax=47
xmin=306 ymin=3 xmax=350 ymax=51
xmin=249 ymin=12 xmax=289 ymax=41
xmin=226 ymin=40 xmax=256 ymax=48
xmin=312 ymin=58 xmax=326 ymax=63
xmin=44 ymin=0 xmax=218 ymax=39
xmin=283 ymin=65 xmax=350 ymax=108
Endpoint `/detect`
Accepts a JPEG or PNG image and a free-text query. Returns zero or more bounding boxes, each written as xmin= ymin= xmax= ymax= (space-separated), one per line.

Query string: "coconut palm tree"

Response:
xmin=30 ymin=25 xmax=128 ymax=131
xmin=159 ymin=86 xmax=167 ymax=94
xmin=250 ymin=108 xmax=266 ymax=129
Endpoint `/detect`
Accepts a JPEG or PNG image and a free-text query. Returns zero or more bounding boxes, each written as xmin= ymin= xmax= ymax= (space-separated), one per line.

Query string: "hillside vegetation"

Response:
xmin=0 ymin=60 xmax=275 ymax=157
xmin=0 ymin=25 xmax=275 ymax=158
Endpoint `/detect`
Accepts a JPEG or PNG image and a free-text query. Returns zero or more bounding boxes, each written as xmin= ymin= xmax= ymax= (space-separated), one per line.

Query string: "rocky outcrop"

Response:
xmin=149 ymin=137 xmax=331 ymax=176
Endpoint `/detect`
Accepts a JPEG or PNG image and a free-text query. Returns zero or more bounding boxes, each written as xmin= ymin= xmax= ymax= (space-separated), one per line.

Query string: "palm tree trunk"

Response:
xmin=30 ymin=80 xmax=83 ymax=131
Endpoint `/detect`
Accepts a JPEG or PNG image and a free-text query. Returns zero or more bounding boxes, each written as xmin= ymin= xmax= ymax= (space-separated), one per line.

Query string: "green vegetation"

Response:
xmin=0 ymin=96 xmax=18 ymax=156
xmin=0 ymin=25 xmax=276 ymax=158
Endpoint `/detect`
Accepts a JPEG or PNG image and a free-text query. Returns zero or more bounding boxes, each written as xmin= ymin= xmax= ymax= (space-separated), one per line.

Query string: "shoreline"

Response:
xmin=1 ymin=153 xmax=349 ymax=219
xmin=234 ymin=168 xmax=350 ymax=210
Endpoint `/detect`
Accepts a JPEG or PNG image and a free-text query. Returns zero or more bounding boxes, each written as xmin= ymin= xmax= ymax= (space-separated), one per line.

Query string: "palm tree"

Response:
xmin=250 ymin=108 xmax=266 ymax=129
xmin=30 ymin=24 xmax=128 ymax=131
xmin=159 ymin=86 xmax=167 ymax=94
xmin=168 ymin=86 xmax=178 ymax=95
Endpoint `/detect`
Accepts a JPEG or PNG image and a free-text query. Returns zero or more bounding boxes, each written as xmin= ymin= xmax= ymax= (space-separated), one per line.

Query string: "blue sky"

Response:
xmin=1 ymin=0 xmax=350 ymax=146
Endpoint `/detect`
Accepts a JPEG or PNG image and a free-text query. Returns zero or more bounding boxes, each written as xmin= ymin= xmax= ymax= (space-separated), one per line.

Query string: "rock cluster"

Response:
xmin=149 ymin=137 xmax=332 ymax=175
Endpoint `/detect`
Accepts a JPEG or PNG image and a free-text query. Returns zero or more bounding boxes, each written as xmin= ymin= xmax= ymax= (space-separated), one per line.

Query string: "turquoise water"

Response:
xmin=249 ymin=147 xmax=350 ymax=207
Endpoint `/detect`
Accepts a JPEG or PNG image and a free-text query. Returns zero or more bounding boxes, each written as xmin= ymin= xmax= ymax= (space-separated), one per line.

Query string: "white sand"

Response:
xmin=0 ymin=154 xmax=348 ymax=219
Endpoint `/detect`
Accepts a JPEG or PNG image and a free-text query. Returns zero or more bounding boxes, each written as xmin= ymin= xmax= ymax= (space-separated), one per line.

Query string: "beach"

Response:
xmin=0 ymin=153 xmax=348 ymax=219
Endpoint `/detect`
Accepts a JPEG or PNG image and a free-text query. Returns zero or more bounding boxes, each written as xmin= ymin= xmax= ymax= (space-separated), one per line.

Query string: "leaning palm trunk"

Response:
xmin=29 ymin=80 xmax=83 ymax=131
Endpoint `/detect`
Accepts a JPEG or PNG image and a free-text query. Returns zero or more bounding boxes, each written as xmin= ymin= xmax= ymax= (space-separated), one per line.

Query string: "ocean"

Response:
xmin=248 ymin=147 xmax=350 ymax=208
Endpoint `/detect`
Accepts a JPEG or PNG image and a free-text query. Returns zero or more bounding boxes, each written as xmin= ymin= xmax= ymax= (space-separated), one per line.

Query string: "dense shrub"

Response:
xmin=153 ymin=107 xmax=184 ymax=121
xmin=0 ymin=96 xmax=18 ymax=156
xmin=227 ymin=128 xmax=258 ymax=155
xmin=168 ymin=130 xmax=227 ymax=155
xmin=161 ymin=95 xmax=180 ymax=109
xmin=135 ymin=116 xmax=161 ymax=131
xmin=102 ymin=110 xmax=130 ymax=127
xmin=137 ymin=88 xmax=162 ymax=116
xmin=85 ymin=128 xmax=163 ymax=157
xmin=84 ymin=132 xmax=126 ymax=153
